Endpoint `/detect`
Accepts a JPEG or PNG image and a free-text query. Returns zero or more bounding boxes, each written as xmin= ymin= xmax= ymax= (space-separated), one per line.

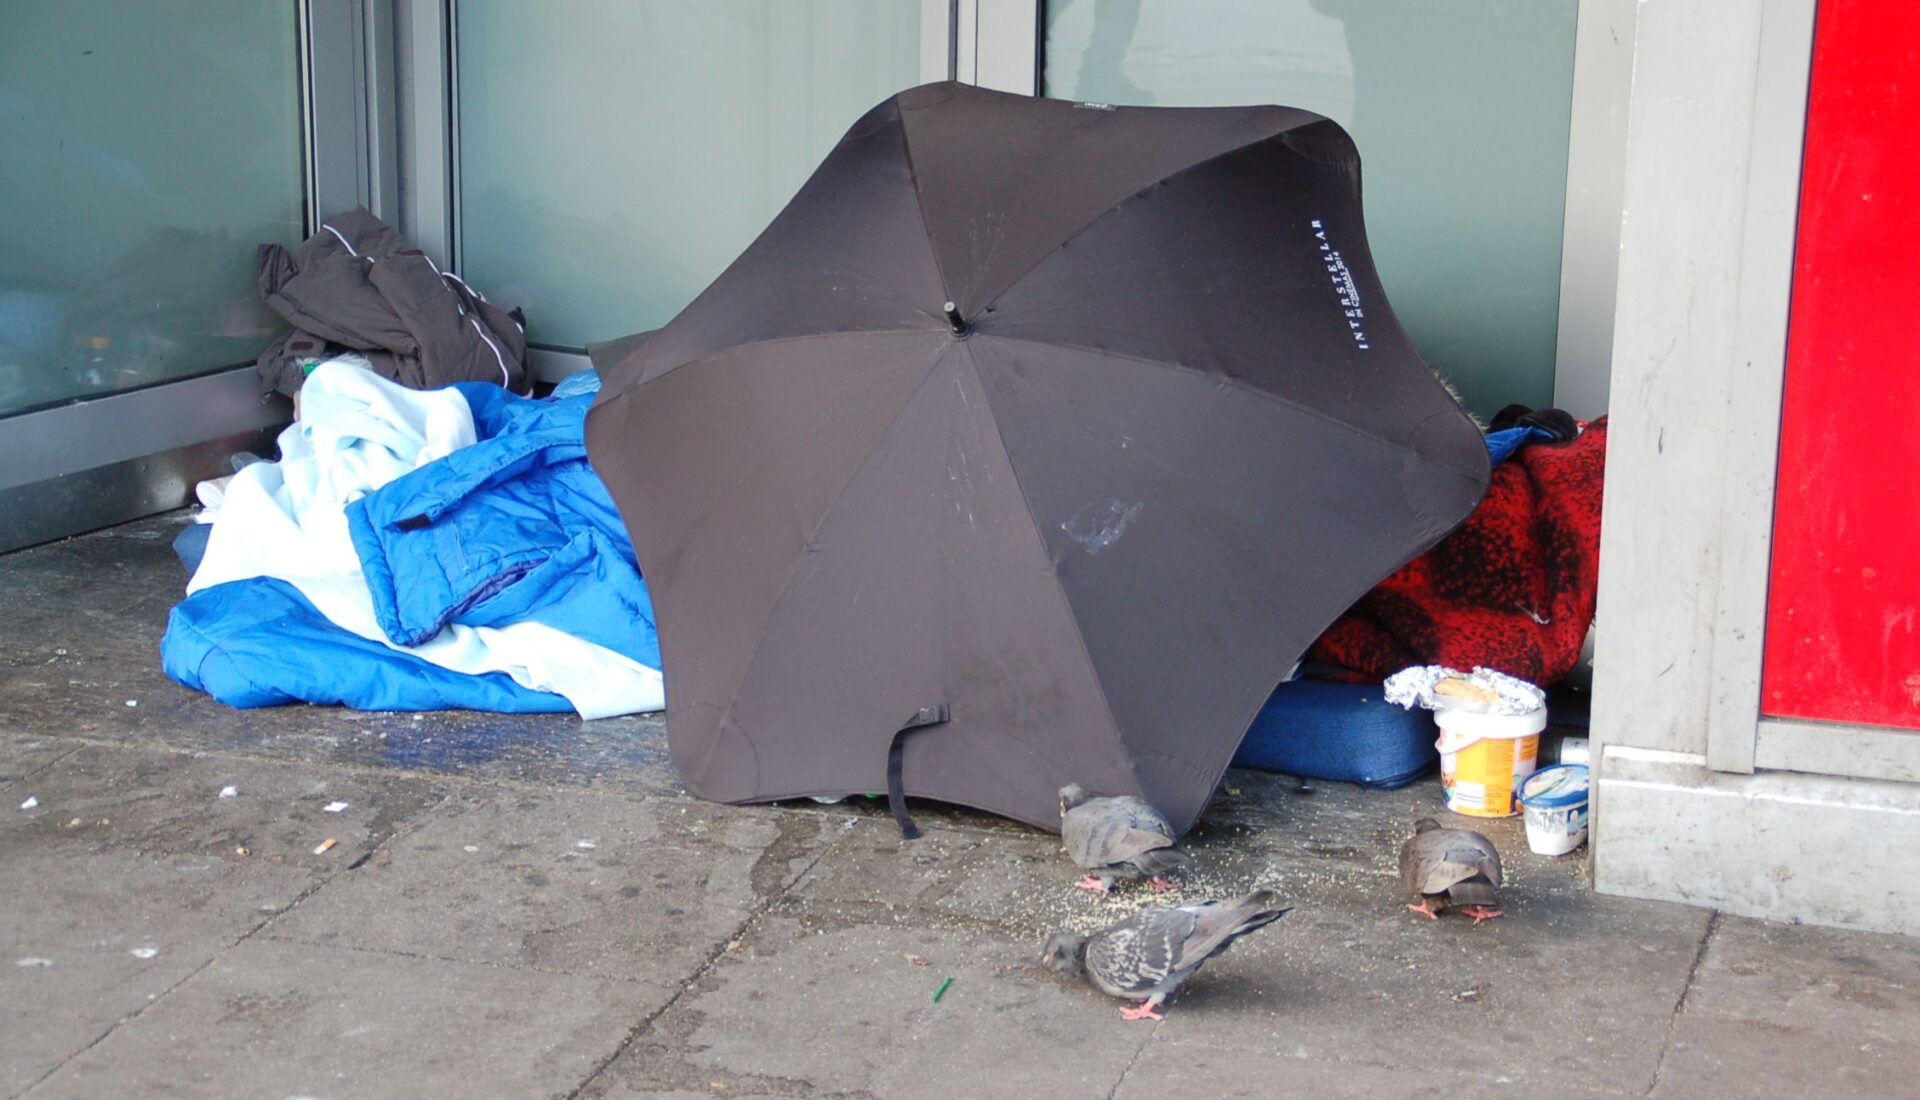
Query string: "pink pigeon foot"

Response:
xmin=1119 ymin=1001 xmax=1165 ymax=1021
xmin=1075 ymin=876 xmax=1110 ymax=893
xmin=1464 ymin=905 xmax=1504 ymax=925
xmin=1146 ymin=877 xmax=1179 ymax=891
xmin=1407 ymin=898 xmax=1443 ymax=920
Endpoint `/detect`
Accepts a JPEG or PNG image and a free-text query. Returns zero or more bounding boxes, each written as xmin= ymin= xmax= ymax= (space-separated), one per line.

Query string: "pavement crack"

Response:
xmin=252 ymin=786 xmax=455 ymax=930
xmin=20 ymin=787 xmax=459 ymax=1092
xmin=562 ymin=825 xmax=838 ymax=1100
xmin=16 ymin=865 xmax=350 ymax=1097
xmin=0 ymin=740 xmax=87 ymax=795
xmin=1647 ymin=909 xmax=1719 ymax=1096
xmin=16 ymin=941 xmax=221 ymax=1097
xmin=1106 ymin=1025 xmax=1155 ymax=1100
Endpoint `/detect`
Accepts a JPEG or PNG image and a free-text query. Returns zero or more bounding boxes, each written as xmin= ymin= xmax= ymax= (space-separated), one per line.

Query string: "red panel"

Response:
xmin=1762 ymin=0 xmax=1920 ymax=728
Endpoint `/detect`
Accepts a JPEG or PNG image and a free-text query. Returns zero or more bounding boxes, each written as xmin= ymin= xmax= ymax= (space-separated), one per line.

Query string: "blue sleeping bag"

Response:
xmin=163 ymin=376 xmax=659 ymax=713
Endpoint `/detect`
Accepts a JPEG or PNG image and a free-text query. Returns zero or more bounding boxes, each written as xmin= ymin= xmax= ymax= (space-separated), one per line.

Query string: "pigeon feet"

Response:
xmin=1146 ymin=877 xmax=1179 ymax=891
xmin=1407 ymin=898 xmax=1443 ymax=920
xmin=1464 ymin=905 xmax=1504 ymax=925
xmin=1075 ymin=876 xmax=1111 ymax=893
xmin=1119 ymin=1001 xmax=1165 ymax=1021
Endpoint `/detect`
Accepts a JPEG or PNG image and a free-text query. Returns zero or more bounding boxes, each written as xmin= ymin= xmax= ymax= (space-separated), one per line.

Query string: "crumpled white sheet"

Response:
xmin=188 ymin=358 xmax=664 ymax=718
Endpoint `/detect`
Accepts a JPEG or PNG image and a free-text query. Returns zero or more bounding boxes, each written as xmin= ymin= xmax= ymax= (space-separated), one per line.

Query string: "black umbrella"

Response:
xmin=585 ymin=82 xmax=1487 ymax=834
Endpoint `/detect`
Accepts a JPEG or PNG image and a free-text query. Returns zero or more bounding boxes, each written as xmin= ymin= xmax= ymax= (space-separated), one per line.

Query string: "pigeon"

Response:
xmin=1040 ymin=890 xmax=1291 ymax=1020
xmin=1399 ymin=817 xmax=1504 ymax=923
xmin=1059 ymin=783 xmax=1188 ymax=892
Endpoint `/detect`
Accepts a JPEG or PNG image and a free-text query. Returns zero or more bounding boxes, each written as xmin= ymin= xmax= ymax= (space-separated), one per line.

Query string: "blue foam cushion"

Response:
xmin=1233 ymin=679 xmax=1437 ymax=789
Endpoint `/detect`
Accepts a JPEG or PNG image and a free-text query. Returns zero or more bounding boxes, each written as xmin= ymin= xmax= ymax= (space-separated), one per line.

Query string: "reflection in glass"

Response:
xmin=1045 ymin=0 xmax=1577 ymax=415
xmin=0 ymin=2 xmax=304 ymax=417
xmin=455 ymin=0 xmax=924 ymax=350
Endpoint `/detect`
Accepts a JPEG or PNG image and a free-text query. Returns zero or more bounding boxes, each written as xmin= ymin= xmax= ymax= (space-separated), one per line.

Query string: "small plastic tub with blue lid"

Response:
xmin=1517 ymin=763 xmax=1589 ymax=855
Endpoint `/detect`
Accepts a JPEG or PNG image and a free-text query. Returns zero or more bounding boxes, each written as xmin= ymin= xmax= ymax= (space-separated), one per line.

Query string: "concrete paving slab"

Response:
xmin=1111 ymin=1041 xmax=1640 ymax=1100
xmin=0 ymin=733 xmax=80 ymax=790
xmin=1654 ymin=1013 xmax=1903 ymax=1100
xmin=796 ymin=783 xmax=1592 ymax=948
xmin=0 ymin=655 xmax=688 ymax=799
xmin=585 ymin=903 xmax=1150 ymax=1100
xmin=1199 ymin=767 xmax=1434 ymax=855
xmin=0 ymin=532 xmax=175 ymax=670
xmin=591 ymin=1090 xmax=800 ymax=1100
xmin=1203 ymin=769 xmax=1591 ymax=891
xmin=794 ymin=819 xmax=1302 ymax=944
xmin=0 ymin=516 xmax=687 ymax=798
xmin=0 ymin=643 xmax=183 ymax=737
xmin=1135 ymin=873 xmax=1710 ymax=1093
xmin=1682 ymin=912 xmax=1920 ymax=1023
xmin=27 ymin=936 xmax=658 ymax=1100
xmin=792 ymin=821 xmax=1000 ymax=908
xmin=0 ymin=743 xmax=447 ymax=873
xmin=1652 ymin=915 xmax=1920 ymax=1099
xmin=0 ymin=846 xmax=311 ymax=1097
xmin=8 ymin=516 xmax=1920 ymax=1099
xmin=0 ymin=518 xmax=183 ymax=699
xmin=266 ymin=786 xmax=835 ymax=987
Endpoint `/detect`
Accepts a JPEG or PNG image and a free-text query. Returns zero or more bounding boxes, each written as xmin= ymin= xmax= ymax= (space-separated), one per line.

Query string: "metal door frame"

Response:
xmin=1703 ymin=0 xmax=1920 ymax=784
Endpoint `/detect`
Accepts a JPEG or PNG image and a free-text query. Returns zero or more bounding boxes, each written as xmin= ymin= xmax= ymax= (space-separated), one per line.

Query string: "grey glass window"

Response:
xmin=453 ymin=0 xmax=928 ymax=352
xmin=0 ymin=1 xmax=305 ymax=418
xmin=1044 ymin=0 xmax=1578 ymax=416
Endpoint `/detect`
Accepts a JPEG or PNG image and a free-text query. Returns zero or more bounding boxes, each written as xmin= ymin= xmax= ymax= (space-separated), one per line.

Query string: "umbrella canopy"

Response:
xmin=585 ymin=81 xmax=1488 ymax=833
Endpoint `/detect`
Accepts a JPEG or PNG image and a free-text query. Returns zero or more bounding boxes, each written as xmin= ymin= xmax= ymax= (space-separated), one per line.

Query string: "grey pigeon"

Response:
xmin=1040 ymin=890 xmax=1291 ymax=1020
xmin=1059 ymin=783 xmax=1188 ymax=892
xmin=1399 ymin=817 xmax=1503 ymax=923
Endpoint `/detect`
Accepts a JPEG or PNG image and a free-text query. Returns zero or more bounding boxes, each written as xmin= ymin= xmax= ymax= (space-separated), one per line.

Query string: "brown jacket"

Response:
xmin=255 ymin=209 xmax=528 ymax=396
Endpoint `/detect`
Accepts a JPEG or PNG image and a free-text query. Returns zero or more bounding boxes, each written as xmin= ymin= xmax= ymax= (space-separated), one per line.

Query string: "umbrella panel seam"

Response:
xmin=891 ymin=106 xmax=961 ymax=319
xmin=632 ymin=328 xmax=943 ymax=390
xmin=982 ymin=332 xmax=1489 ymax=488
xmin=951 ymin=122 xmax=1312 ymax=321
xmin=949 ymin=345 xmax=1143 ymax=802
xmin=704 ymin=343 xmax=955 ymax=755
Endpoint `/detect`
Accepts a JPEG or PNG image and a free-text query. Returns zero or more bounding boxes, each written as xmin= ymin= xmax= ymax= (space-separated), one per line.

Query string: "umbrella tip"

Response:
xmin=943 ymin=301 xmax=968 ymax=336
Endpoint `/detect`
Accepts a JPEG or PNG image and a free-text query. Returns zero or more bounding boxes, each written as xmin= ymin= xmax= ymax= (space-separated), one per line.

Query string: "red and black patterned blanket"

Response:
xmin=1309 ymin=417 xmax=1608 ymax=685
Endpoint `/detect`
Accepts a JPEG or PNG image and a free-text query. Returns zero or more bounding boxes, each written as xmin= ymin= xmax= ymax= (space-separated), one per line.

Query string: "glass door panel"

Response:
xmin=0 ymin=1 xmax=305 ymax=417
xmin=1043 ymin=0 xmax=1578 ymax=417
xmin=454 ymin=0 xmax=931 ymax=350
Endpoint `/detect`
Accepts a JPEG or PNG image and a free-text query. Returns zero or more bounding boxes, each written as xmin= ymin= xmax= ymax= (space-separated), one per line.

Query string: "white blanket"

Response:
xmin=190 ymin=359 xmax=665 ymax=718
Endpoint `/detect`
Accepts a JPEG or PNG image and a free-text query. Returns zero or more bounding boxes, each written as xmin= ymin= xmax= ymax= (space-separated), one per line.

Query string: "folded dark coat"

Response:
xmin=254 ymin=208 xmax=528 ymax=395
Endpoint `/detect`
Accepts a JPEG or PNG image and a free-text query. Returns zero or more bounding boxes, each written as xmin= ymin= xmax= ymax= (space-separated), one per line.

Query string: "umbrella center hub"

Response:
xmin=943 ymin=301 xmax=971 ymax=339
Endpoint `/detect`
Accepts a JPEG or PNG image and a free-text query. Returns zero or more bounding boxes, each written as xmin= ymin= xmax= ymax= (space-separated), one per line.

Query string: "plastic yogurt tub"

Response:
xmin=1517 ymin=763 xmax=1590 ymax=855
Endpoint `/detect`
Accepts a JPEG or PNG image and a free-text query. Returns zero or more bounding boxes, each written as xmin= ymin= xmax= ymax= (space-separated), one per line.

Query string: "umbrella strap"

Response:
xmin=887 ymin=704 xmax=950 ymax=840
